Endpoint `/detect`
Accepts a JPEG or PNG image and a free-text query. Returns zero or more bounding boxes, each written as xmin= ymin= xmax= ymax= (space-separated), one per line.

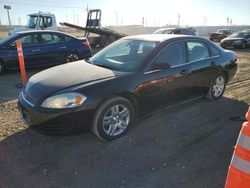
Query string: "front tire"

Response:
xmin=206 ymin=74 xmax=226 ymax=100
xmin=92 ymin=96 xmax=136 ymax=141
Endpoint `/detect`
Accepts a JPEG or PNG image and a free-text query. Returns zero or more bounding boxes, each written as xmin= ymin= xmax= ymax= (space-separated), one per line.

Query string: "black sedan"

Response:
xmin=220 ymin=31 xmax=250 ymax=49
xmin=18 ymin=34 xmax=237 ymax=141
xmin=0 ymin=30 xmax=92 ymax=74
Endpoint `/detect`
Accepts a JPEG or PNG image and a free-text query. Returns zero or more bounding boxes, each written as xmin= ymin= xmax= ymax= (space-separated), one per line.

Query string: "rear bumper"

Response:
xmin=18 ymin=92 xmax=95 ymax=134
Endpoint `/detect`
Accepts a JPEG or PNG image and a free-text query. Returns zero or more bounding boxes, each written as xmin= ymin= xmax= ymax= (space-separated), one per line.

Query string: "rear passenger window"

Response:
xmin=35 ymin=34 xmax=66 ymax=44
xmin=53 ymin=35 xmax=66 ymax=43
xmin=41 ymin=34 xmax=53 ymax=42
xmin=209 ymin=45 xmax=220 ymax=57
xmin=154 ymin=42 xmax=186 ymax=67
xmin=187 ymin=41 xmax=209 ymax=62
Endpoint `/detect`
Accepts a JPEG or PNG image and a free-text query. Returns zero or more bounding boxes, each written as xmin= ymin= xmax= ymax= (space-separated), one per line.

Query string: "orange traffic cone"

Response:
xmin=225 ymin=107 xmax=250 ymax=188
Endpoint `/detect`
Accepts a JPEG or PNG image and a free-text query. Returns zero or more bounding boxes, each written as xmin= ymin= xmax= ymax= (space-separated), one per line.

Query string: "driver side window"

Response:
xmin=154 ymin=41 xmax=186 ymax=68
xmin=7 ymin=34 xmax=35 ymax=48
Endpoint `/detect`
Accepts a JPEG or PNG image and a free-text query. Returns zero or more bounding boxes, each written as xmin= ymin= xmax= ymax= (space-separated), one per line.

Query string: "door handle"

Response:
xmin=59 ymin=46 xmax=66 ymax=49
xmin=180 ymin=69 xmax=189 ymax=75
xmin=32 ymin=49 xmax=40 ymax=52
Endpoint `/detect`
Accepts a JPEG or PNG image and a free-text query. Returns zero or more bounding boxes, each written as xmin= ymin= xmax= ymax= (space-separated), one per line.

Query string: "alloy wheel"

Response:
xmin=66 ymin=53 xmax=80 ymax=63
xmin=102 ymin=104 xmax=130 ymax=136
xmin=212 ymin=76 xmax=225 ymax=98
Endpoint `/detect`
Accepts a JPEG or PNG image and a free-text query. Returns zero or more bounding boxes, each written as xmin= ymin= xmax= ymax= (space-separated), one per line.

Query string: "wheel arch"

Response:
xmin=66 ymin=51 xmax=81 ymax=57
xmin=221 ymin=71 xmax=229 ymax=83
xmin=118 ymin=91 xmax=140 ymax=115
xmin=93 ymin=91 xmax=140 ymax=114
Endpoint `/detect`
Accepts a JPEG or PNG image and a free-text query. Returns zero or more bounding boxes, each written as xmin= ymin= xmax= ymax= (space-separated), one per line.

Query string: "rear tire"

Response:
xmin=92 ymin=96 xmax=135 ymax=141
xmin=0 ymin=61 xmax=5 ymax=75
xmin=206 ymin=74 xmax=226 ymax=101
xmin=64 ymin=52 xmax=80 ymax=63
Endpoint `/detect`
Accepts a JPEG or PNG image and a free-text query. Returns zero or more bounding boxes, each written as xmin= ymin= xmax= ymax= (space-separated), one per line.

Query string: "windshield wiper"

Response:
xmin=94 ymin=63 xmax=114 ymax=70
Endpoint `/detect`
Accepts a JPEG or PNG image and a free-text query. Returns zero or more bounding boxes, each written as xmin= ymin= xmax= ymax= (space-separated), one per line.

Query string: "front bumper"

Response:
xmin=18 ymin=92 xmax=95 ymax=134
xmin=220 ymin=41 xmax=243 ymax=48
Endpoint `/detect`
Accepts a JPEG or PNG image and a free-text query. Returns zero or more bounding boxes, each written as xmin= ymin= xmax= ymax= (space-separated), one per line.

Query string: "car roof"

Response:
xmin=157 ymin=28 xmax=175 ymax=31
xmin=15 ymin=30 xmax=79 ymax=39
xmin=123 ymin=34 xmax=199 ymax=42
xmin=16 ymin=30 xmax=65 ymax=35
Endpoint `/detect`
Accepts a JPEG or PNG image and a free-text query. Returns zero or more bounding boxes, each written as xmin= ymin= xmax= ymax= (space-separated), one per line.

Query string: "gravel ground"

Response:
xmin=0 ymin=48 xmax=249 ymax=188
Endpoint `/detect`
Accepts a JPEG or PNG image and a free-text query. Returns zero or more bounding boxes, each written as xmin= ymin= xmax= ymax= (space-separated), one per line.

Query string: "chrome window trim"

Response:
xmin=144 ymin=39 xmax=220 ymax=74
xmin=21 ymin=91 xmax=35 ymax=107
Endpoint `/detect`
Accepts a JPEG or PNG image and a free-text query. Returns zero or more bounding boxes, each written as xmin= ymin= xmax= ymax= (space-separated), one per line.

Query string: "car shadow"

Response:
xmin=0 ymin=97 xmax=249 ymax=188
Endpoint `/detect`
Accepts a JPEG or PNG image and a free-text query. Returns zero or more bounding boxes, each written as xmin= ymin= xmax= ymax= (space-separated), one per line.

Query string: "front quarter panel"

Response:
xmin=56 ymin=72 xmax=141 ymax=112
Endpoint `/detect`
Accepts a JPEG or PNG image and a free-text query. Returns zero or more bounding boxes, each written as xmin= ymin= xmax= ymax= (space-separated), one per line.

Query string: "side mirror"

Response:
xmin=10 ymin=43 xmax=16 ymax=48
xmin=152 ymin=63 xmax=171 ymax=71
xmin=4 ymin=43 xmax=16 ymax=49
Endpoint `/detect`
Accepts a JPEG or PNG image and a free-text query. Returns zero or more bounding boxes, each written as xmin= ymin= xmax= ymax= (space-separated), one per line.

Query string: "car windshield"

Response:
xmin=154 ymin=29 xmax=174 ymax=34
xmin=90 ymin=39 xmax=158 ymax=72
xmin=229 ymin=32 xmax=248 ymax=38
xmin=27 ymin=15 xmax=38 ymax=28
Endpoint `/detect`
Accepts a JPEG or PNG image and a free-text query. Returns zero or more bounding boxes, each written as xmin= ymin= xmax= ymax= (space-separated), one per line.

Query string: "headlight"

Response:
xmin=41 ymin=92 xmax=86 ymax=109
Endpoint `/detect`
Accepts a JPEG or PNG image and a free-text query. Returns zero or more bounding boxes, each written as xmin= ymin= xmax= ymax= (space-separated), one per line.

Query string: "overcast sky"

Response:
xmin=0 ymin=0 xmax=250 ymax=26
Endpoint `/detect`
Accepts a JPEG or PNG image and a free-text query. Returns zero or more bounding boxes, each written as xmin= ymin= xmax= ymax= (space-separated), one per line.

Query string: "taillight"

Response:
xmin=82 ymin=40 xmax=90 ymax=47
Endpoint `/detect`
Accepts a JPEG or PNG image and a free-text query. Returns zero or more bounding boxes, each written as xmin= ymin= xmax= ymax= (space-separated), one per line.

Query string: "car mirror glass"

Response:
xmin=4 ymin=43 xmax=16 ymax=49
xmin=11 ymin=43 xmax=16 ymax=48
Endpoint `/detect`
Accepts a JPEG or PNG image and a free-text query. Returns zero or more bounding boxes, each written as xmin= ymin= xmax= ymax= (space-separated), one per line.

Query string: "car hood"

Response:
xmin=24 ymin=60 xmax=124 ymax=104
